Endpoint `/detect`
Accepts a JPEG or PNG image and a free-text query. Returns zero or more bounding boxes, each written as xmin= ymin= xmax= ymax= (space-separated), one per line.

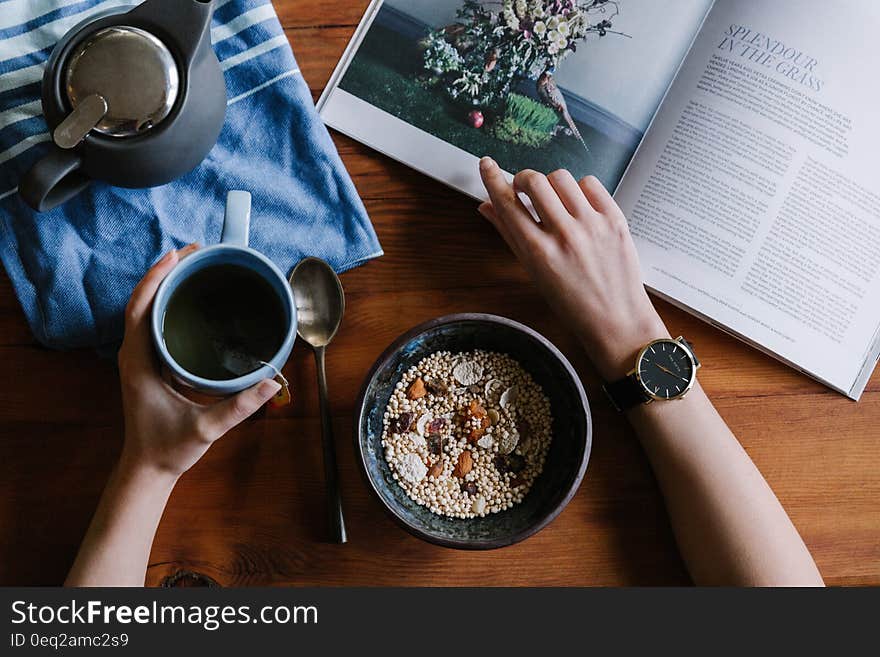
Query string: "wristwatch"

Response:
xmin=603 ymin=336 xmax=700 ymax=412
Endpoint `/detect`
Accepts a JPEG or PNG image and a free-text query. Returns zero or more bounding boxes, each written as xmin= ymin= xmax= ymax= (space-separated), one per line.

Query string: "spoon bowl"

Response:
xmin=290 ymin=257 xmax=345 ymax=347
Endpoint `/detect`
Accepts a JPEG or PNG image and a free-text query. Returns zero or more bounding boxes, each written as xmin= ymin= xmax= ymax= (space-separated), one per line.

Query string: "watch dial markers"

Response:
xmin=638 ymin=340 xmax=695 ymax=400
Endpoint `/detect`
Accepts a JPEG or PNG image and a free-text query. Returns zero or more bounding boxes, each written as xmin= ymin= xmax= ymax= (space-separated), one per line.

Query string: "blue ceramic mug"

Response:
xmin=151 ymin=191 xmax=297 ymax=395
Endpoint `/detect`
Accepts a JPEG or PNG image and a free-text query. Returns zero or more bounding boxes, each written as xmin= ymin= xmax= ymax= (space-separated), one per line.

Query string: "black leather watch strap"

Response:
xmin=603 ymin=374 xmax=650 ymax=412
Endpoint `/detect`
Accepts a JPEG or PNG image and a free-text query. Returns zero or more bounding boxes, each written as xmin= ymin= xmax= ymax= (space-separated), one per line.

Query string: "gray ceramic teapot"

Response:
xmin=19 ymin=0 xmax=227 ymax=212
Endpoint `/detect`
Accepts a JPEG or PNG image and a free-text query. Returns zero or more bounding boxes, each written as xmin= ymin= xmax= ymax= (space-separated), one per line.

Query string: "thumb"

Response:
xmin=202 ymin=379 xmax=281 ymax=438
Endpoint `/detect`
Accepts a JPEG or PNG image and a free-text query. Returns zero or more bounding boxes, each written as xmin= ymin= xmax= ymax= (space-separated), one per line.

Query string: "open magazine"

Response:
xmin=318 ymin=0 xmax=880 ymax=400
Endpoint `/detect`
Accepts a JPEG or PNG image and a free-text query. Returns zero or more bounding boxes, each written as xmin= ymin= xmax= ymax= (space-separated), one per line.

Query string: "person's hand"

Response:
xmin=116 ymin=245 xmax=281 ymax=480
xmin=478 ymin=158 xmax=669 ymax=380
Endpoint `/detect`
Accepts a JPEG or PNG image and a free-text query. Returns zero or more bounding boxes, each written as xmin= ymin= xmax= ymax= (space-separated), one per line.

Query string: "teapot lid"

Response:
xmin=64 ymin=26 xmax=180 ymax=138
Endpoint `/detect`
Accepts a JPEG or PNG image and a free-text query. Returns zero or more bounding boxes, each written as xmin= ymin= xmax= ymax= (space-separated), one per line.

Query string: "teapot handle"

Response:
xmin=127 ymin=0 xmax=215 ymax=64
xmin=19 ymin=148 xmax=91 ymax=212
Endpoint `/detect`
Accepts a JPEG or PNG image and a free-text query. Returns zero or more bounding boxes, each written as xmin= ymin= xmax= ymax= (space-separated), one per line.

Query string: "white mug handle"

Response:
xmin=221 ymin=190 xmax=251 ymax=247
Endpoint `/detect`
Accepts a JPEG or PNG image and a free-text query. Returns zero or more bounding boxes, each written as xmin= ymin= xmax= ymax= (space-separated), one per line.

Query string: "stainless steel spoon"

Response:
xmin=289 ymin=257 xmax=347 ymax=544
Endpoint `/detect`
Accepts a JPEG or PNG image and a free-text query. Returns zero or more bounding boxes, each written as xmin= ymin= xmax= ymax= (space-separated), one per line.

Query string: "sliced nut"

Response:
xmin=484 ymin=378 xmax=504 ymax=401
xmin=498 ymin=430 xmax=519 ymax=455
xmin=453 ymin=450 xmax=473 ymax=477
xmin=487 ymin=408 xmax=500 ymax=425
xmin=398 ymin=453 xmax=427 ymax=483
xmin=453 ymin=360 xmax=483 ymax=386
xmin=416 ymin=413 xmax=432 ymax=436
xmin=472 ymin=495 xmax=487 ymax=514
xmin=476 ymin=434 xmax=494 ymax=450
xmin=409 ymin=432 xmax=427 ymax=449
xmin=499 ymin=386 xmax=518 ymax=409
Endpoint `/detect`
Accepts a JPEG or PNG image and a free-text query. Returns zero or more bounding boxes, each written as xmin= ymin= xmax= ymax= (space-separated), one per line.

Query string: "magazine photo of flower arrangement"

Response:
xmin=334 ymin=0 xmax=711 ymax=191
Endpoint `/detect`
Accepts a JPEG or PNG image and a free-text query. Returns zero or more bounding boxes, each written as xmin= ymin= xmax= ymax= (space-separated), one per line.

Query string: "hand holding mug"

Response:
xmin=117 ymin=245 xmax=280 ymax=480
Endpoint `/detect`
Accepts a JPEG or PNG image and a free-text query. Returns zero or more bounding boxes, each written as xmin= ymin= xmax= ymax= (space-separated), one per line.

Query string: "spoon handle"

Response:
xmin=315 ymin=345 xmax=347 ymax=544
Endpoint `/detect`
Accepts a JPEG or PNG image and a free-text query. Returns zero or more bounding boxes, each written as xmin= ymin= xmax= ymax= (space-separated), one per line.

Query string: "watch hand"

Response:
xmin=656 ymin=364 xmax=689 ymax=383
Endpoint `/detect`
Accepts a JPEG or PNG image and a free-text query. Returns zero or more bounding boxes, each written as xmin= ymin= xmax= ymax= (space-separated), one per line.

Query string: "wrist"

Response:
xmin=116 ymin=450 xmax=180 ymax=492
xmin=588 ymin=313 xmax=670 ymax=381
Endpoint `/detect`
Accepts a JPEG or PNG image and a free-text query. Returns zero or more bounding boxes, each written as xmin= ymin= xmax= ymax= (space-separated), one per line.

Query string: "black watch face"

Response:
xmin=637 ymin=340 xmax=695 ymax=400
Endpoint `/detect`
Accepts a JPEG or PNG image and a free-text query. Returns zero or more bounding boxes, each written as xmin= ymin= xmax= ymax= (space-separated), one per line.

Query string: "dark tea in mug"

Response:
xmin=162 ymin=264 xmax=287 ymax=380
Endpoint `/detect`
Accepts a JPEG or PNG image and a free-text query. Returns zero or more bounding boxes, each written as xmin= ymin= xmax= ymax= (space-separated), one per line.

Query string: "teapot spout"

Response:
xmin=126 ymin=0 xmax=215 ymax=64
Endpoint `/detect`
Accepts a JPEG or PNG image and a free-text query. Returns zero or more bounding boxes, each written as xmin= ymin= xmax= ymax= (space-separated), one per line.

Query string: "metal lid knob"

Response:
xmin=63 ymin=25 xmax=180 ymax=139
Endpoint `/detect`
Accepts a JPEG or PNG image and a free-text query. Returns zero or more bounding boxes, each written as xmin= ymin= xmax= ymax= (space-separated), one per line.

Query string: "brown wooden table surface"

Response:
xmin=1 ymin=0 xmax=878 ymax=587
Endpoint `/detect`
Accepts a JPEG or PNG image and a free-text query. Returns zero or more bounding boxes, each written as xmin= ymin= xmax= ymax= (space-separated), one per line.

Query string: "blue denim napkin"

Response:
xmin=0 ymin=0 xmax=382 ymax=349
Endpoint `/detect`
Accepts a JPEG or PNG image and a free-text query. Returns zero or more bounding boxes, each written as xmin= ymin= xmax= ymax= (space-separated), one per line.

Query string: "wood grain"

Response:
xmin=0 ymin=0 xmax=877 ymax=586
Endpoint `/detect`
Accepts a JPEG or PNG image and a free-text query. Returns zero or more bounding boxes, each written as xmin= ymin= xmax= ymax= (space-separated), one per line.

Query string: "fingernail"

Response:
xmin=479 ymin=157 xmax=496 ymax=171
xmin=259 ymin=379 xmax=282 ymax=397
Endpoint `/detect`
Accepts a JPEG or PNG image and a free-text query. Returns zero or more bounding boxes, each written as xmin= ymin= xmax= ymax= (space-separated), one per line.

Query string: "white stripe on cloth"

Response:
xmin=220 ymin=34 xmax=287 ymax=71
xmin=227 ymin=69 xmax=299 ymax=105
xmin=0 ymin=64 xmax=44 ymax=94
xmin=0 ymin=132 xmax=51 ymax=165
xmin=0 ymin=99 xmax=43 ymax=131
xmin=0 ymin=69 xmax=298 ymax=166
xmin=0 ymin=0 xmax=88 ymax=32
xmin=211 ymin=4 xmax=276 ymax=44
xmin=0 ymin=0 xmax=132 ymax=65
xmin=1 ymin=0 xmax=277 ymax=65
xmin=0 ymin=187 xmax=19 ymax=201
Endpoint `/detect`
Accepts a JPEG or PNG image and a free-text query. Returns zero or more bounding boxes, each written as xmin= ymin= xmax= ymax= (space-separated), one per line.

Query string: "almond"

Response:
xmin=427 ymin=460 xmax=444 ymax=478
xmin=453 ymin=450 xmax=473 ymax=477
xmin=407 ymin=377 xmax=426 ymax=400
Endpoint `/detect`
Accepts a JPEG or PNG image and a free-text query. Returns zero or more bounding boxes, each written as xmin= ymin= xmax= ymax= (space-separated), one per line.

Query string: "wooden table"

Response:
xmin=1 ymin=0 xmax=878 ymax=587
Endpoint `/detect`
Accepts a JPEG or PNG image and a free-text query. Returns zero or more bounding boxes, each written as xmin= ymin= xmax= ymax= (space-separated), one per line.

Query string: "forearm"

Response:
xmin=629 ymin=383 xmax=823 ymax=586
xmin=66 ymin=456 xmax=177 ymax=587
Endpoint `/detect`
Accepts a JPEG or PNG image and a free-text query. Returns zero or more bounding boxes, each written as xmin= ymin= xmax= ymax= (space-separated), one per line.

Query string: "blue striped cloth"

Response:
xmin=0 ymin=0 xmax=382 ymax=349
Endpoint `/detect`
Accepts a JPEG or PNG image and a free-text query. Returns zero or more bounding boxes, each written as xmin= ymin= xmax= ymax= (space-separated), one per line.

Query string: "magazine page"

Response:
xmin=319 ymin=0 xmax=713 ymax=199
xmin=614 ymin=0 xmax=880 ymax=398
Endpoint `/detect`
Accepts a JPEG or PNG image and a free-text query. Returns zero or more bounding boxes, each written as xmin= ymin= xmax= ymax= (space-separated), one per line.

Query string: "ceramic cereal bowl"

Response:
xmin=354 ymin=313 xmax=592 ymax=550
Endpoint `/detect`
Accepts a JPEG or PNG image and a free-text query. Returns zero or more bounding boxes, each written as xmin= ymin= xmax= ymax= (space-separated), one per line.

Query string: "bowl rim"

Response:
xmin=353 ymin=312 xmax=592 ymax=550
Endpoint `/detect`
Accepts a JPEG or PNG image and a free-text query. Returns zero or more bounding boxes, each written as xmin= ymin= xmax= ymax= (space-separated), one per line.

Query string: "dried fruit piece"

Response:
xmin=453 ymin=450 xmax=473 ymax=477
xmin=393 ymin=411 xmax=413 ymax=434
xmin=468 ymin=399 xmax=487 ymax=419
xmin=487 ymin=408 xmax=500 ymax=425
xmin=427 ymin=460 xmax=444 ymax=478
xmin=428 ymin=435 xmax=443 ymax=455
xmin=468 ymin=384 xmax=482 ymax=394
xmin=426 ymin=417 xmax=447 ymax=435
xmin=425 ymin=379 xmax=448 ymax=396
xmin=453 ymin=360 xmax=483 ymax=386
xmin=499 ymin=386 xmax=518 ymax=409
xmin=407 ymin=377 xmax=426 ymax=400
xmin=509 ymin=476 xmax=525 ymax=488
xmin=416 ymin=413 xmax=432 ymax=436
xmin=461 ymin=481 xmax=478 ymax=496
xmin=398 ymin=453 xmax=427 ymax=483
